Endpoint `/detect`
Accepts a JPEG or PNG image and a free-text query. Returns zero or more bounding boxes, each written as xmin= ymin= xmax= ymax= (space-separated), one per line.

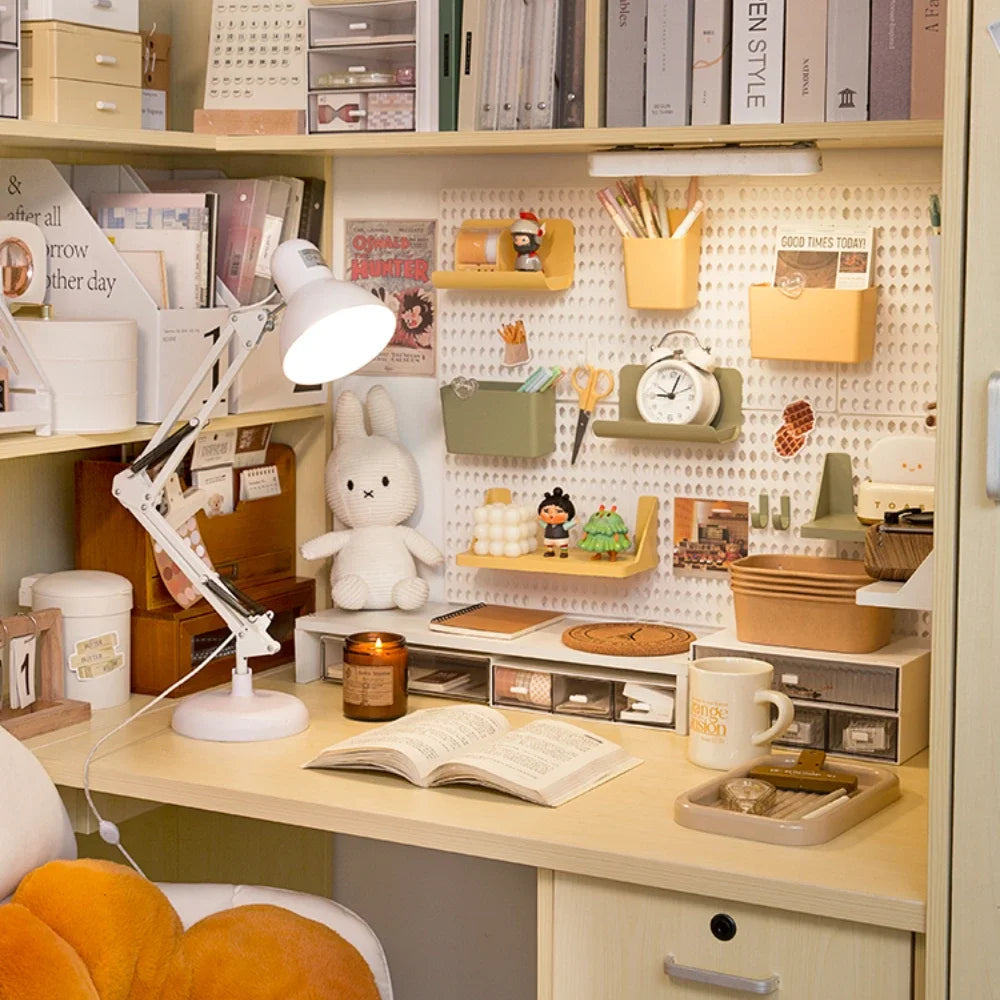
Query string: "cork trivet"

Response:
xmin=561 ymin=622 xmax=696 ymax=657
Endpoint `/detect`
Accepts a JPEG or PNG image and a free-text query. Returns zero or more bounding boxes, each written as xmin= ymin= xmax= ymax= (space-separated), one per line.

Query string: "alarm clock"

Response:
xmin=635 ymin=331 xmax=722 ymax=425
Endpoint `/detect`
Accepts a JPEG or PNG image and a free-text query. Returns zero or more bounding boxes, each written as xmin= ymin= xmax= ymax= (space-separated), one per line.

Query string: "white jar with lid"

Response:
xmin=21 ymin=571 xmax=133 ymax=709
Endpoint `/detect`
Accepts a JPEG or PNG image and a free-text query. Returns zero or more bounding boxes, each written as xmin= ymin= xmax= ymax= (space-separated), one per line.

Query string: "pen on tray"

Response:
xmin=799 ymin=788 xmax=851 ymax=820
xmin=672 ymin=199 xmax=704 ymax=240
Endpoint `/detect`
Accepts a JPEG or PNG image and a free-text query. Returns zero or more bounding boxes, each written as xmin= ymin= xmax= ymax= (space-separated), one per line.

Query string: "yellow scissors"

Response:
xmin=570 ymin=365 xmax=615 ymax=464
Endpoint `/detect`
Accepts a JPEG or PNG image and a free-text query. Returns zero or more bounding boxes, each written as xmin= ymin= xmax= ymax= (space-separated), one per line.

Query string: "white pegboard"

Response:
xmin=437 ymin=182 xmax=937 ymax=638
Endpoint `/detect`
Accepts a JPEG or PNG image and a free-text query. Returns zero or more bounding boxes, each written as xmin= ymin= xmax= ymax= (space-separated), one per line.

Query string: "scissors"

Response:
xmin=570 ymin=365 xmax=615 ymax=464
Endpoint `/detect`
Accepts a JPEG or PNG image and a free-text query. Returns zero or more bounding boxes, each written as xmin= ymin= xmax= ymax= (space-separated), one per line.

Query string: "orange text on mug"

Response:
xmin=689 ymin=699 xmax=729 ymax=739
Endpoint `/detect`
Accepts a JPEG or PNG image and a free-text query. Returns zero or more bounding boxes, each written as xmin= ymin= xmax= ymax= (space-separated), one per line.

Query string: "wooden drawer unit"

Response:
xmin=22 ymin=20 xmax=141 ymax=87
xmin=22 ymin=77 xmax=141 ymax=127
xmin=76 ymin=444 xmax=298 ymax=612
xmin=22 ymin=0 xmax=139 ymax=34
xmin=549 ymin=873 xmax=911 ymax=999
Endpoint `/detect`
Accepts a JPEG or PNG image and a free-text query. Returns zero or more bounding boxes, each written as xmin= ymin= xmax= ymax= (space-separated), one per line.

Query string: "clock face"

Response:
xmin=636 ymin=360 xmax=720 ymax=425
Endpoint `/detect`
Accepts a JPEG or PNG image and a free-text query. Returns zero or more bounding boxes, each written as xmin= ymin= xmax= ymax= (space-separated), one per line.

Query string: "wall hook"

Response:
xmin=750 ymin=494 xmax=769 ymax=529
xmin=772 ymin=495 xmax=791 ymax=531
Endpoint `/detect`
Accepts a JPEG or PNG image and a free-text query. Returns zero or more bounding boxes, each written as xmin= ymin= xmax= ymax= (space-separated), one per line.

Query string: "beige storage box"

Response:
xmin=21 ymin=20 xmax=142 ymax=127
xmin=21 ymin=0 xmax=138 ymax=33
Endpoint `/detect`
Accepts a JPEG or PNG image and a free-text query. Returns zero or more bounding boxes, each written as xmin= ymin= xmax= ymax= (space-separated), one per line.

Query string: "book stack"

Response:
xmin=604 ymin=0 xmax=946 ymax=128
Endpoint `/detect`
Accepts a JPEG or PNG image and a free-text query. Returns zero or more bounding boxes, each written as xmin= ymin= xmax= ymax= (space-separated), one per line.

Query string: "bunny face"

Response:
xmin=326 ymin=386 xmax=420 ymax=528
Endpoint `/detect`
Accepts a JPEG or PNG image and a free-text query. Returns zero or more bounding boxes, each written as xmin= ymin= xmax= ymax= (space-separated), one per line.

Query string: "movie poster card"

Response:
xmin=344 ymin=219 xmax=437 ymax=376
xmin=672 ymin=497 xmax=750 ymax=577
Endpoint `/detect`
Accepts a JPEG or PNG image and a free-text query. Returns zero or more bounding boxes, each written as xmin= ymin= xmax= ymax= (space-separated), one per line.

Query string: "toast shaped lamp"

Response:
xmin=114 ymin=240 xmax=394 ymax=742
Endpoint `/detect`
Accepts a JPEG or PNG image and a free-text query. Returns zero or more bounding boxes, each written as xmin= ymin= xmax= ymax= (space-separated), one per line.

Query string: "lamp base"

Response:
xmin=171 ymin=669 xmax=309 ymax=742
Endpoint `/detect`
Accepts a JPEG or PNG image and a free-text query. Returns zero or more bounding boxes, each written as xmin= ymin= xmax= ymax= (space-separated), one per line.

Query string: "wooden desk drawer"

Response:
xmin=22 ymin=21 xmax=141 ymax=87
xmin=22 ymin=0 xmax=139 ymax=34
xmin=22 ymin=78 xmax=141 ymax=128
xmin=550 ymin=873 xmax=911 ymax=999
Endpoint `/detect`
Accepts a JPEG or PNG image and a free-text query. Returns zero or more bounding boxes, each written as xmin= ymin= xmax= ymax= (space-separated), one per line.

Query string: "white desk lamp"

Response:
xmin=113 ymin=240 xmax=394 ymax=742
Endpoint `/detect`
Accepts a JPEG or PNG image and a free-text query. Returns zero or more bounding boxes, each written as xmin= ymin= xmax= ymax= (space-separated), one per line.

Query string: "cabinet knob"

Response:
xmin=95 ymin=100 xmax=117 ymax=111
xmin=96 ymin=54 xmax=118 ymax=66
xmin=710 ymin=912 xmax=738 ymax=941
xmin=92 ymin=0 xmax=113 ymax=8
xmin=664 ymin=957 xmax=780 ymax=995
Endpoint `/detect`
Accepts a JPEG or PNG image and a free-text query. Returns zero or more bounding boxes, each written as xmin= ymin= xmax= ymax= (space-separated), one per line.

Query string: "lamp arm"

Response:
xmin=113 ymin=300 xmax=284 ymax=675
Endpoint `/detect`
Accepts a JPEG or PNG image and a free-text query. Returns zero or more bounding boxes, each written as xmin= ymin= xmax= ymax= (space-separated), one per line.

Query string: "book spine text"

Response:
xmin=729 ymin=0 xmax=785 ymax=125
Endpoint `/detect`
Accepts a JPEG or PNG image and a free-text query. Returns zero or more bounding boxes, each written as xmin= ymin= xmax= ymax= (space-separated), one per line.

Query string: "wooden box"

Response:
xmin=75 ymin=443 xmax=297 ymax=612
xmin=132 ymin=576 xmax=315 ymax=696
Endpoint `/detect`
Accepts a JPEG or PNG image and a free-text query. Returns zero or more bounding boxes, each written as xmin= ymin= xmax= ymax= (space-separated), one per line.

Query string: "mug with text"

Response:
xmin=687 ymin=657 xmax=795 ymax=770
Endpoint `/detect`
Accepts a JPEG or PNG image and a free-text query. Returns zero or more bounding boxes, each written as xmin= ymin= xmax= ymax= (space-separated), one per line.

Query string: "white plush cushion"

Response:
xmin=0 ymin=725 xmax=77 ymax=900
xmin=158 ymin=883 xmax=393 ymax=1000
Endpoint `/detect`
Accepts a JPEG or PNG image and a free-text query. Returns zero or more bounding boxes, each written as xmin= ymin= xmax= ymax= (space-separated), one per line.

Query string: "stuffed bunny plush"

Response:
xmin=300 ymin=385 xmax=443 ymax=611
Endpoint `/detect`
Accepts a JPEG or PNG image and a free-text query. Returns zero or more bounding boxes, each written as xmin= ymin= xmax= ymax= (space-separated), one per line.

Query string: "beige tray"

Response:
xmin=674 ymin=753 xmax=901 ymax=846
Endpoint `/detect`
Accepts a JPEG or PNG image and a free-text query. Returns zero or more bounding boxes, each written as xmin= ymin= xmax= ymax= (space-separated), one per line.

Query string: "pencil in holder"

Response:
xmin=439 ymin=380 xmax=556 ymax=458
xmin=748 ymin=284 xmax=879 ymax=364
xmin=622 ymin=211 xmax=701 ymax=311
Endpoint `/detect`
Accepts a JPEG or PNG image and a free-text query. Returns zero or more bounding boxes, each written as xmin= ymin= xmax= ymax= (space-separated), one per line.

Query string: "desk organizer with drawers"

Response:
xmin=295 ymin=604 xmax=694 ymax=734
xmin=690 ymin=630 xmax=930 ymax=764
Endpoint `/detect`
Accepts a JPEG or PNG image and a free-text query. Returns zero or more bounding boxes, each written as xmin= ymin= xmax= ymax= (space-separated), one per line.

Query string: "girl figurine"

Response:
xmin=538 ymin=487 xmax=576 ymax=558
xmin=510 ymin=212 xmax=544 ymax=272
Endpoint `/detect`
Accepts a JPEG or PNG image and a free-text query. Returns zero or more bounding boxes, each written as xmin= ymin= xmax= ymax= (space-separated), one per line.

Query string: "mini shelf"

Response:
xmin=856 ymin=551 xmax=934 ymax=611
xmin=800 ymin=452 xmax=867 ymax=543
xmin=591 ymin=366 xmax=743 ymax=444
xmin=431 ymin=217 xmax=574 ymax=291
xmin=456 ymin=490 xmax=659 ymax=579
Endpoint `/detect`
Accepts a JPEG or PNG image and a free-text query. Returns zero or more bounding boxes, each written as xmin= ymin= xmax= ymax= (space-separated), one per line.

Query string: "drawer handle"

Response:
xmin=348 ymin=65 xmax=367 ymax=73
xmin=96 ymin=54 xmax=118 ymax=66
xmin=348 ymin=21 xmax=369 ymax=30
xmin=664 ymin=957 xmax=779 ymax=995
xmin=987 ymin=372 xmax=1000 ymax=501
xmin=95 ymin=100 xmax=117 ymax=111
xmin=92 ymin=0 xmax=113 ymax=8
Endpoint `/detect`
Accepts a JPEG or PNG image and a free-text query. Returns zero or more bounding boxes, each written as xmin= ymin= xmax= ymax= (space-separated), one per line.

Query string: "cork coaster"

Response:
xmin=561 ymin=622 xmax=696 ymax=657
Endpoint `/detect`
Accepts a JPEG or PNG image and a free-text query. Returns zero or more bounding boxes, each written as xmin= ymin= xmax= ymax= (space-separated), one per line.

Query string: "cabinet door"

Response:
xmin=549 ymin=873 xmax=911 ymax=1000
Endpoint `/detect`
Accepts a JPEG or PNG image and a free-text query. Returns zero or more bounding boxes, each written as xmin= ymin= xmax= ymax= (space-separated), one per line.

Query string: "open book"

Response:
xmin=304 ymin=705 xmax=641 ymax=807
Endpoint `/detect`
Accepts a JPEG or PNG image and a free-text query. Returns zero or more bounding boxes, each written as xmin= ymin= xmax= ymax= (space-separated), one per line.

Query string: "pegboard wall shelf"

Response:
xmin=592 ymin=366 xmax=743 ymax=444
xmin=431 ymin=217 xmax=574 ymax=292
xmin=800 ymin=453 xmax=867 ymax=543
xmin=457 ymin=493 xmax=659 ymax=579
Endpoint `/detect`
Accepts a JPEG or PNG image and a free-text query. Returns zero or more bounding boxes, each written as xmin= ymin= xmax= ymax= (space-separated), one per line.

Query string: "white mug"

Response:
xmin=687 ymin=657 xmax=795 ymax=770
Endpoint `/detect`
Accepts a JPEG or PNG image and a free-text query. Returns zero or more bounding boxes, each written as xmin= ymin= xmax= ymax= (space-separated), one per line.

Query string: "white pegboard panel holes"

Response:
xmin=438 ymin=185 xmax=937 ymax=633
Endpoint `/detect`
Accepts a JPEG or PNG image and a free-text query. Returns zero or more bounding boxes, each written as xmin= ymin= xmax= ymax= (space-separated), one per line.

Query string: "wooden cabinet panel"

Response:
xmin=549 ymin=873 xmax=911 ymax=1000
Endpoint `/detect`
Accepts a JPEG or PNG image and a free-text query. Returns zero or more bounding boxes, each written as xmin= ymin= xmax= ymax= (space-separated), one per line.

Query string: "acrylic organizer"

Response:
xmin=674 ymin=753 xmax=901 ymax=846
xmin=622 ymin=210 xmax=702 ymax=310
xmin=748 ymin=284 xmax=879 ymax=363
xmin=439 ymin=381 xmax=555 ymax=458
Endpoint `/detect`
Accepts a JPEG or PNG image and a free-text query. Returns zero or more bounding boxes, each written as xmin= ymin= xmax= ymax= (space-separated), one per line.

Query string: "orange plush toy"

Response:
xmin=0 ymin=859 xmax=380 ymax=1000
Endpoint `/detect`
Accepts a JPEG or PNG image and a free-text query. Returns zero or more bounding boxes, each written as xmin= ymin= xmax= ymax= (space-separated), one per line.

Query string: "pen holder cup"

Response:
xmin=439 ymin=381 xmax=556 ymax=458
xmin=622 ymin=212 xmax=701 ymax=310
xmin=749 ymin=284 xmax=879 ymax=363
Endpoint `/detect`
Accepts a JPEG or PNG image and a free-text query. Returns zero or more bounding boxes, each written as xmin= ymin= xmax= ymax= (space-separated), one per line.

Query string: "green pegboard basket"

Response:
xmin=440 ymin=381 xmax=556 ymax=458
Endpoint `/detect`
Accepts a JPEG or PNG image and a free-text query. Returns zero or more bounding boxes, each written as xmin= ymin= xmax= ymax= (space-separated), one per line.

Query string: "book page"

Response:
xmin=431 ymin=718 xmax=627 ymax=794
xmin=306 ymin=705 xmax=509 ymax=783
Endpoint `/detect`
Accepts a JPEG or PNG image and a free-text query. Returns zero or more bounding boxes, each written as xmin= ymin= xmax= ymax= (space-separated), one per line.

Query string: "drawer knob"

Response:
xmin=348 ymin=65 xmax=367 ymax=73
xmin=96 ymin=54 xmax=118 ymax=66
xmin=710 ymin=912 xmax=738 ymax=941
xmin=664 ymin=957 xmax=779 ymax=995
xmin=95 ymin=101 xmax=117 ymax=112
xmin=92 ymin=0 xmax=113 ymax=8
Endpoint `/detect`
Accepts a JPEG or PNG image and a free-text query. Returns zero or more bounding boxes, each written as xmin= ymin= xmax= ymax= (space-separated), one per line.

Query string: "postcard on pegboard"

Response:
xmin=672 ymin=497 xmax=750 ymax=578
xmin=345 ymin=219 xmax=437 ymax=377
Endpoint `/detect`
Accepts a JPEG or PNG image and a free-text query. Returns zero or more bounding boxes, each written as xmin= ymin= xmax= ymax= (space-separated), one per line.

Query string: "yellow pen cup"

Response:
xmin=622 ymin=210 xmax=701 ymax=311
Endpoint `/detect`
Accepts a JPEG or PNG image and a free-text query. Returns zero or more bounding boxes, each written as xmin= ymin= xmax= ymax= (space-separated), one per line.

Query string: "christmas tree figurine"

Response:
xmin=578 ymin=505 xmax=632 ymax=561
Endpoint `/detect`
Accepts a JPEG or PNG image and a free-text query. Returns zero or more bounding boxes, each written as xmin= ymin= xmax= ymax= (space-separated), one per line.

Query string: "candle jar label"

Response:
xmin=343 ymin=663 xmax=395 ymax=707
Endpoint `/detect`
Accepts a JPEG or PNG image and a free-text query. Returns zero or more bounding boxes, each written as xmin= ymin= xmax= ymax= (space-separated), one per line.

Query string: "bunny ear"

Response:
xmin=366 ymin=385 xmax=399 ymax=441
xmin=335 ymin=391 xmax=367 ymax=441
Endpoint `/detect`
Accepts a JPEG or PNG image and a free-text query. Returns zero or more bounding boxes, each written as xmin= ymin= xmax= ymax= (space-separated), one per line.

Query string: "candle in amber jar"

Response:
xmin=342 ymin=632 xmax=408 ymax=721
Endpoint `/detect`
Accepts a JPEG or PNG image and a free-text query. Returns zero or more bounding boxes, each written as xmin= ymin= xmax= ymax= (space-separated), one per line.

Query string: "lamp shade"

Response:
xmin=272 ymin=239 xmax=394 ymax=384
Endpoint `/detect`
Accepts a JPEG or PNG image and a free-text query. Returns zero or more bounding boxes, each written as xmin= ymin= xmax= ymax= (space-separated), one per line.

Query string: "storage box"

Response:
xmin=440 ymin=381 xmax=555 ymax=458
xmin=22 ymin=20 xmax=141 ymax=87
xmin=748 ymin=284 xmax=879 ymax=363
xmin=622 ymin=211 xmax=701 ymax=310
xmin=22 ymin=0 xmax=138 ymax=33
xmin=75 ymin=443 xmax=298 ymax=612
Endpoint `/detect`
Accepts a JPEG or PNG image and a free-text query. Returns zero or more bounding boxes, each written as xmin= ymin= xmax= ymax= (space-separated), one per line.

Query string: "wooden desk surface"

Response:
xmin=27 ymin=669 xmax=928 ymax=934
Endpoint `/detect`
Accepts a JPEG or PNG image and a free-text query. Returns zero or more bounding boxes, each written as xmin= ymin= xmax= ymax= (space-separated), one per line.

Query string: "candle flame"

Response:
xmin=375 ymin=637 xmax=383 ymax=651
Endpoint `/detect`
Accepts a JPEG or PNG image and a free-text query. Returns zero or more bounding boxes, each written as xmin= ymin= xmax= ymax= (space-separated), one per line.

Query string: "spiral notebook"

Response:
xmin=429 ymin=604 xmax=564 ymax=640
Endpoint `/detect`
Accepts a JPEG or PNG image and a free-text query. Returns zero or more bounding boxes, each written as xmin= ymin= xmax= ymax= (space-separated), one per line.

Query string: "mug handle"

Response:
xmin=752 ymin=690 xmax=795 ymax=745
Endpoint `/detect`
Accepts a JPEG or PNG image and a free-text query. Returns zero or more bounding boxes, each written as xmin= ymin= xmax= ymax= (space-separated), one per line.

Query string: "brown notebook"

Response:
xmin=429 ymin=604 xmax=564 ymax=640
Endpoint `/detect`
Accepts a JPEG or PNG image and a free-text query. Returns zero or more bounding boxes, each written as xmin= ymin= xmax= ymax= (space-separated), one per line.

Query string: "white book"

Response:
xmin=646 ymin=0 xmax=694 ymax=126
xmin=118 ymin=250 xmax=169 ymax=308
xmin=691 ymin=0 xmax=732 ymax=125
xmin=103 ymin=228 xmax=202 ymax=310
xmin=783 ymin=0 xmax=826 ymax=123
xmin=605 ymin=0 xmax=647 ymax=127
xmin=457 ymin=0 xmax=488 ymax=130
xmin=729 ymin=0 xmax=785 ymax=124
xmin=826 ymin=0 xmax=869 ymax=121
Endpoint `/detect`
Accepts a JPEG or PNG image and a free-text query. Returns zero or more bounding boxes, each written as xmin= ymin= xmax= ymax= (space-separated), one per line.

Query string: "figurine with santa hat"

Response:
xmin=509 ymin=212 xmax=545 ymax=272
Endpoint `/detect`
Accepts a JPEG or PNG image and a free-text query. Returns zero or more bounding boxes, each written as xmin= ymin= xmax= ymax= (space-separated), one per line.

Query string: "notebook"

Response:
xmin=429 ymin=604 xmax=564 ymax=640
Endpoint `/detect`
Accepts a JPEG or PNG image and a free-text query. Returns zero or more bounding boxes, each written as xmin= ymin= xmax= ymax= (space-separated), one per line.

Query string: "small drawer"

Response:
xmin=492 ymin=665 xmax=552 ymax=712
xmin=22 ymin=77 xmax=141 ymax=128
xmin=0 ymin=2 xmax=17 ymax=46
xmin=613 ymin=680 xmax=676 ymax=729
xmin=622 ymin=211 xmax=702 ymax=311
xmin=773 ymin=704 xmax=827 ymax=749
xmin=22 ymin=0 xmax=139 ymax=33
xmin=773 ymin=656 xmax=898 ymax=711
xmin=308 ymin=89 xmax=414 ymax=132
xmin=828 ymin=709 xmax=899 ymax=761
xmin=308 ymin=1 xmax=416 ymax=47
xmin=308 ymin=43 xmax=415 ymax=91
xmin=552 ymin=676 xmax=613 ymax=720
xmin=22 ymin=21 xmax=141 ymax=87
xmin=0 ymin=49 xmax=17 ymax=118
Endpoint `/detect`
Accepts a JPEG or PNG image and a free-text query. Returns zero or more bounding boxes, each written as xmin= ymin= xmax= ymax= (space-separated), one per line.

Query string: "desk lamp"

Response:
xmin=114 ymin=240 xmax=394 ymax=742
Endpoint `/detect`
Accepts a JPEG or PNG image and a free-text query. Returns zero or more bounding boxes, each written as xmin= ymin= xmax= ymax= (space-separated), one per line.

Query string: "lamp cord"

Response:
xmin=82 ymin=632 xmax=236 ymax=878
